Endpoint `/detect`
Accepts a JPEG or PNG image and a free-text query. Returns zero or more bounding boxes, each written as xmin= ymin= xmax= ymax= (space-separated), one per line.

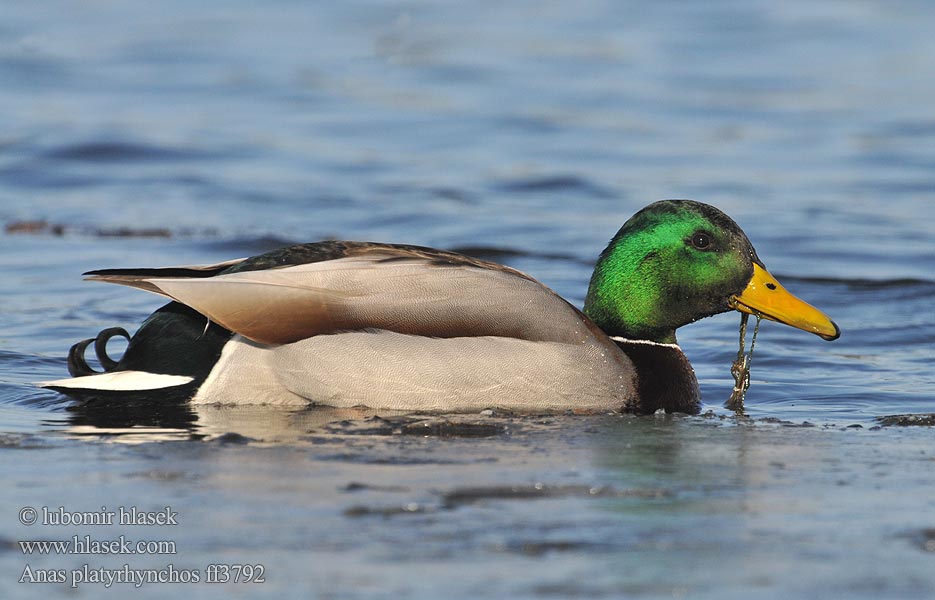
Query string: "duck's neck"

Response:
xmin=610 ymin=337 xmax=701 ymax=414
xmin=584 ymin=260 xmax=700 ymax=413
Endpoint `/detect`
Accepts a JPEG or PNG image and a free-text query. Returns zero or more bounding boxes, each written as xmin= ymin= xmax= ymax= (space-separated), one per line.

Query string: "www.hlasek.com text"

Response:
xmin=20 ymin=535 xmax=176 ymax=555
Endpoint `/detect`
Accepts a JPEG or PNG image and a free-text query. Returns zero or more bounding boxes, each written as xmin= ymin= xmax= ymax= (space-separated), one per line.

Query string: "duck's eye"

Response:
xmin=690 ymin=232 xmax=713 ymax=250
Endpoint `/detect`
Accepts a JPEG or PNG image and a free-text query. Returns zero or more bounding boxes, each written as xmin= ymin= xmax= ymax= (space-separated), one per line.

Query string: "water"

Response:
xmin=1 ymin=1 xmax=934 ymax=598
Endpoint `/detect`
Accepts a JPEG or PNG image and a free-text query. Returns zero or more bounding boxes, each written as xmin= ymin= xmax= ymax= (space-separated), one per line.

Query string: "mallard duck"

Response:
xmin=42 ymin=200 xmax=839 ymax=414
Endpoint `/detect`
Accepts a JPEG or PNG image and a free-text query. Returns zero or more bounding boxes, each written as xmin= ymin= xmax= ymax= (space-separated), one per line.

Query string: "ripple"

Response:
xmin=493 ymin=175 xmax=615 ymax=198
xmin=776 ymin=275 xmax=935 ymax=288
xmin=43 ymin=140 xmax=208 ymax=163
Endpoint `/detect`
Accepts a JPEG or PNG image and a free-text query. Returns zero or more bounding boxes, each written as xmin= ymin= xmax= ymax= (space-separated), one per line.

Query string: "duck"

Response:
xmin=41 ymin=200 xmax=839 ymax=414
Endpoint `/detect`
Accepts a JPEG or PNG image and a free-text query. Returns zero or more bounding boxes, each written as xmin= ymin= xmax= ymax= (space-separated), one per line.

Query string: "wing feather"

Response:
xmin=84 ymin=258 xmax=247 ymax=295
xmin=84 ymin=246 xmax=606 ymax=347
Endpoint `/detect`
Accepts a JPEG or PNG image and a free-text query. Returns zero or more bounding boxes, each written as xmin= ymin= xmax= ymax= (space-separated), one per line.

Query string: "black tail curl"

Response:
xmin=67 ymin=327 xmax=131 ymax=377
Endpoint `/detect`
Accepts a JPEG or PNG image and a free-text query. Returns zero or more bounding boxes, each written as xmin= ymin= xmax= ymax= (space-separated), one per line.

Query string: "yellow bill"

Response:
xmin=730 ymin=264 xmax=840 ymax=341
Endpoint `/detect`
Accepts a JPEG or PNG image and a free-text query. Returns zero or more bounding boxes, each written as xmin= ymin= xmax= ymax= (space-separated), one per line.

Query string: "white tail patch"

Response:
xmin=39 ymin=371 xmax=194 ymax=392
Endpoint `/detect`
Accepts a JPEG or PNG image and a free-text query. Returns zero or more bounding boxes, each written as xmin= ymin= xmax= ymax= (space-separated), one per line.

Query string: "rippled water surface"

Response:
xmin=1 ymin=1 xmax=934 ymax=598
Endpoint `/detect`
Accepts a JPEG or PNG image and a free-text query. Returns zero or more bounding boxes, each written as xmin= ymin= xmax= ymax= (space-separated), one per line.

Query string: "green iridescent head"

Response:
xmin=583 ymin=200 xmax=760 ymax=344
